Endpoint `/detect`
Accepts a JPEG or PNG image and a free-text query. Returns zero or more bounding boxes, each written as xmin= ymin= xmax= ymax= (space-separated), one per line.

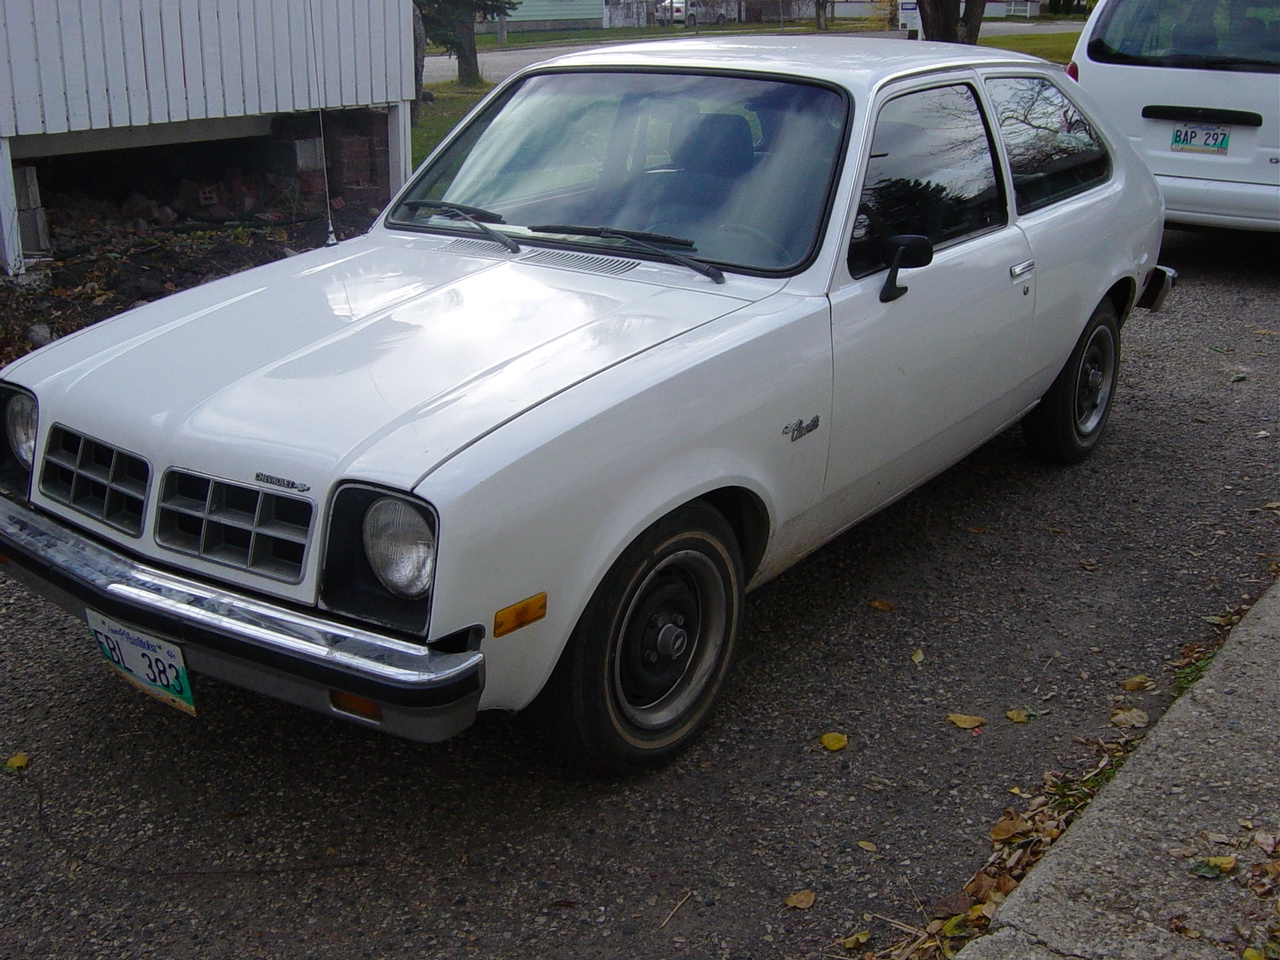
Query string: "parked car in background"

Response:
xmin=656 ymin=0 xmax=732 ymax=25
xmin=1070 ymin=0 xmax=1280 ymax=231
xmin=0 ymin=39 xmax=1173 ymax=774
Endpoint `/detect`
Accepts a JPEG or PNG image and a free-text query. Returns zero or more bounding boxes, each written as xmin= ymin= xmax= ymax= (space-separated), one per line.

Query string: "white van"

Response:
xmin=1070 ymin=0 xmax=1280 ymax=231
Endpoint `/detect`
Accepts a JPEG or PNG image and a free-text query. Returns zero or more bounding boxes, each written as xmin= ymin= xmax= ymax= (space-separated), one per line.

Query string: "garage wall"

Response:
xmin=0 ymin=0 xmax=415 ymax=138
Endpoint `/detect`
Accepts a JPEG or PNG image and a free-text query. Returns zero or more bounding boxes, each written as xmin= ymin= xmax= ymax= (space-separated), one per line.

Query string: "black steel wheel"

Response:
xmin=532 ymin=501 xmax=744 ymax=774
xmin=1023 ymin=298 xmax=1121 ymax=463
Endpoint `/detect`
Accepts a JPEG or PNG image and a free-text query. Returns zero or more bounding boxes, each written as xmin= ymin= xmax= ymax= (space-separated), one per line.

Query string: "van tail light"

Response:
xmin=1066 ymin=61 xmax=1079 ymax=81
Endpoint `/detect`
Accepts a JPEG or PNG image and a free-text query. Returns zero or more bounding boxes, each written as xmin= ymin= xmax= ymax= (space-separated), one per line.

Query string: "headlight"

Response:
xmin=362 ymin=496 xmax=436 ymax=600
xmin=5 ymin=393 xmax=37 ymax=472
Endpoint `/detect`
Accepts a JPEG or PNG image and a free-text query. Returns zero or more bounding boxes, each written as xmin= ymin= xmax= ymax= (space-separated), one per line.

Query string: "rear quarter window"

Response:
xmin=1087 ymin=0 xmax=1280 ymax=71
xmin=985 ymin=77 xmax=1112 ymax=214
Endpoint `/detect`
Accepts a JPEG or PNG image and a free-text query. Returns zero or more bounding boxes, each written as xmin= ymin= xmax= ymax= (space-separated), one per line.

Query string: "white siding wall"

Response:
xmin=0 ymin=0 xmax=415 ymax=139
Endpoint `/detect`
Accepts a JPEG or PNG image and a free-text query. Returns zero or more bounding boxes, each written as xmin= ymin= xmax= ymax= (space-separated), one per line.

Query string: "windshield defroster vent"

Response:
xmin=519 ymin=249 xmax=638 ymax=276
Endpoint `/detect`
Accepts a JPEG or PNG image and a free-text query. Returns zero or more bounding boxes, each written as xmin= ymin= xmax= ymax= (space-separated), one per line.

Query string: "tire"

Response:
xmin=1022 ymin=298 xmax=1121 ymax=464
xmin=686 ymin=14 xmax=696 ymax=26
xmin=716 ymin=13 xmax=726 ymax=23
xmin=532 ymin=501 xmax=745 ymax=774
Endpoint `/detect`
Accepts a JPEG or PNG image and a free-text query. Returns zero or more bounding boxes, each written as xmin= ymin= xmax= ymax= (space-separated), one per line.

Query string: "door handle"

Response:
xmin=1010 ymin=260 xmax=1035 ymax=279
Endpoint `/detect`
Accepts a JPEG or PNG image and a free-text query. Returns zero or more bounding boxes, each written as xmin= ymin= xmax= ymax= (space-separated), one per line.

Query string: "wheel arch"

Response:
xmin=699 ymin=485 xmax=770 ymax=584
xmin=1104 ymin=276 xmax=1137 ymax=327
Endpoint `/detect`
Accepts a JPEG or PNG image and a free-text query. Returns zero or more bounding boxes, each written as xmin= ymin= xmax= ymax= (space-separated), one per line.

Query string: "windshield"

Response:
xmin=388 ymin=71 xmax=849 ymax=273
xmin=1089 ymin=0 xmax=1280 ymax=71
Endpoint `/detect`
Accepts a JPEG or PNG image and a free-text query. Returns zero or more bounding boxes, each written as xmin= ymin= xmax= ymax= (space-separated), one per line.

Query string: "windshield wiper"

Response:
xmin=528 ymin=224 xmax=724 ymax=284
xmin=400 ymin=200 xmax=520 ymax=252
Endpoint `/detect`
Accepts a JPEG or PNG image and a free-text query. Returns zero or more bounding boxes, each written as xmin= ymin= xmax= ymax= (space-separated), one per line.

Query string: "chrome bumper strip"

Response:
xmin=0 ymin=495 xmax=483 ymax=715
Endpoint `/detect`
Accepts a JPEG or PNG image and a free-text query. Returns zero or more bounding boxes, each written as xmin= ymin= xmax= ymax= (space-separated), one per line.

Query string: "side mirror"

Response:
xmin=878 ymin=234 xmax=933 ymax=303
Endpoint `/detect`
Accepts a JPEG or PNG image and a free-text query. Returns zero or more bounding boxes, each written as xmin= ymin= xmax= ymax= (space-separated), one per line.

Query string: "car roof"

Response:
xmin=529 ymin=36 xmax=1048 ymax=90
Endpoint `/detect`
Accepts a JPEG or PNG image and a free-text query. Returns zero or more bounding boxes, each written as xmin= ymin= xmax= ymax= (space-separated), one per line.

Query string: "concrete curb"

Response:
xmin=957 ymin=579 xmax=1280 ymax=960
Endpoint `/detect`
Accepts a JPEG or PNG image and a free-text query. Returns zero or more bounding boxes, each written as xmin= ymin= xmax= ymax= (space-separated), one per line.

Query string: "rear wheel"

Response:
xmin=1022 ymin=298 xmax=1121 ymax=463
xmin=532 ymin=502 xmax=744 ymax=774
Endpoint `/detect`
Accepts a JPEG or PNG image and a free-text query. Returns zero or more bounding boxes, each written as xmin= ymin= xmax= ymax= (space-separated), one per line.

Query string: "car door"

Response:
xmin=824 ymin=79 xmax=1036 ymax=522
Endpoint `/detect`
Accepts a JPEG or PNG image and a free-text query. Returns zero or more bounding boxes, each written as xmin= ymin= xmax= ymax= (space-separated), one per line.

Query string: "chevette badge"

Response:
xmin=255 ymin=472 xmax=311 ymax=493
xmin=783 ymin=416 xmax=821 ymax=442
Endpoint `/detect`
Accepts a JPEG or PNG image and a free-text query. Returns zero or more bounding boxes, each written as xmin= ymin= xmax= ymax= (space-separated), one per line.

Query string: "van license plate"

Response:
xmin=88 ymin=610 xmax=196 ymax=715
xmin=1171 ymin=123 xmax=1230 ymax=155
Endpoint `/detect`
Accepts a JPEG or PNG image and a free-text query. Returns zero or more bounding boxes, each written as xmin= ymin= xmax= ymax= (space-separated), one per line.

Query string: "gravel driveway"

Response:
xmin=1 ymin=226 xmax=1276 ymax=959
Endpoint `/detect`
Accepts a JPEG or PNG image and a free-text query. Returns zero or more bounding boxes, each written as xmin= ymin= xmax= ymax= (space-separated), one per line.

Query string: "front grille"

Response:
xmin=155 ymin=470 xmax=313 ymax=582
xmin=40 ymin=426 xmax=150 ymax=536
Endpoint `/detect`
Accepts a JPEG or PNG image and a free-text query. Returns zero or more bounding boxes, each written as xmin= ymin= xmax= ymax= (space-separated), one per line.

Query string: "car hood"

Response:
xmin=7 ymin=233 xmax=760 ymax=492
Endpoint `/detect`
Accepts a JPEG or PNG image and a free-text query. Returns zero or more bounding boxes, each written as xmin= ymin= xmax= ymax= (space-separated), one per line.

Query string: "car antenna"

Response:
xmin=306 ymin=0 xmax=339 ymax=247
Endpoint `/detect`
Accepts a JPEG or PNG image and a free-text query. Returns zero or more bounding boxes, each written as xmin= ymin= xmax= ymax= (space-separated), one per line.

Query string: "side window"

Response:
xmin=985 ymin=77 xmax=1112 ymax=214
xmin=847 ymin=84 xmax=1006 ymax=278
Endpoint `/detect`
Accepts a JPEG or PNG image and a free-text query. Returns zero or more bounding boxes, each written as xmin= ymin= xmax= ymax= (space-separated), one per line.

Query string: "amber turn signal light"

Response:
xmin=329 ymin=690 xmax=383 ymax=722
xmin=493 ymin=592 xmax=547 ymax=638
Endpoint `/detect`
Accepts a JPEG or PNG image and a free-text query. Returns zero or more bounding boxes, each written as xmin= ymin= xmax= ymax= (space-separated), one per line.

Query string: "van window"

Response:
xmin=1088 ymin=0 xmax=1280 ymax=72
xmin=985 ymin=77 xmax=1112 ymax=213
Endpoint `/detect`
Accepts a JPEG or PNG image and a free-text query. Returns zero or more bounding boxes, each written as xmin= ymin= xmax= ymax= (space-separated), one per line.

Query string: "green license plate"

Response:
xmin=88 ymin=610 xmax=196 ymax=715
xmin=1171 ymin=123 xmax=1230 ymax=155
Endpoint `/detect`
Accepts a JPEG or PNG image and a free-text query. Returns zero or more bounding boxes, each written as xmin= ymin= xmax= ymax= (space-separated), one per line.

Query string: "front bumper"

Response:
xmin=0 ymin=494 xmax=484 ymax=742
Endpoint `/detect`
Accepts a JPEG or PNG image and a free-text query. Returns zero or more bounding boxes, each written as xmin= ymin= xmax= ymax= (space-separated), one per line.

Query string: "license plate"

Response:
xmin=88 ymin=610 xmax=196 ymax=715
xmin=1170 ymin=123 xmax=1230 ymax=155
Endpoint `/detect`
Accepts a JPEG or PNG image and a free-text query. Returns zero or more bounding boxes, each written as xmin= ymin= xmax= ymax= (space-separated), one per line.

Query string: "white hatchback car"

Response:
xmin=1070 ymin=0 xmax=1280 ymax=231
xmin=0 ymin=39 xmax=1173 ymax=773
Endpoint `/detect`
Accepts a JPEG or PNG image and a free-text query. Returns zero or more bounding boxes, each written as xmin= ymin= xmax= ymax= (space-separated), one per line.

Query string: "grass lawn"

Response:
xmin=411 ymin=28 xmax=1082 ymax=164
xmin=977 ymin=31 xmax=1080 ymax=63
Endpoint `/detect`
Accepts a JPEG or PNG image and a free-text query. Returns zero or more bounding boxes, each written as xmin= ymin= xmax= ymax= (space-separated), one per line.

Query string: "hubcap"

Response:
xmin=613 ymin=549 xmax=727 ymax=730
xmin=1074 ymin=325 xmax=1115 ymax=438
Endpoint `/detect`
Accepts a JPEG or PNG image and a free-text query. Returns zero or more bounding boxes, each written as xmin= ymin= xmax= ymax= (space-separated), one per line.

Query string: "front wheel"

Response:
xmin=532 ymin=502 xmax=745 ymax=774
xmin=1022 ymin=298 xmax=1121 ymax=463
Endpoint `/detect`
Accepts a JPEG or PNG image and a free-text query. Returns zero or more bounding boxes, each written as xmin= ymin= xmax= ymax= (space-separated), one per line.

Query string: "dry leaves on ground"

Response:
xmin=852 ymin=735 xmax=1141 ymax=959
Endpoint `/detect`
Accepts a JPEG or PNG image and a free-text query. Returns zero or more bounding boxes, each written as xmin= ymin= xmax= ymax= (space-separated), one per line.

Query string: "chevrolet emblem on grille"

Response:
xmin=254 ymin=472 xmax=310 ymax=493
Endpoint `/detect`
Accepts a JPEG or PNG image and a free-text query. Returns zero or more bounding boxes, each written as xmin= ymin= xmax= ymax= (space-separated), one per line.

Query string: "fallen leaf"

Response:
xmin=4 ymin=752 xmax=29 ymax=771
xmin=990 ymin=817 xmax=1032 ymax=841
xmin=820 ymin=732 xmax=849 ymax=752
xmin=858 ymin=840 xmax=878 ymax=853
xmin=1188 ymin=856 xmax=1236 ymax=878
xmin=785 ymin=889 xmax=816 ymax=910
xmin=1242 ymin=949 xmax=1264 ymax=960
xmin=1122 ymin=675 xmax=1152 ymax=691
xmin=1005 ymin=709 xmax=1029 ymax=723
xmin=967 ymin=525 xmax=985 ymax=534
xmin=1253 ymin=831 xmax=1278 ymax=856
xmin=932 ymin=892 xmax=973 ymax=917
xmin=839 ymin=930 xmax=870 ymax=948
xmin=1231 ymin=373 xmax=1248 ymax=383
xmin=911 ymin=648 xmax=924 ymax=665
xmin=1110 ymin=707 xmax=1149 ymax=728
xmin=947 ymin=713 xmax=986 ymax=730
xmin=869 ymin=599 xmax=895 ymax=612
xmin=940 ymin=913 xmax=971 ymax=937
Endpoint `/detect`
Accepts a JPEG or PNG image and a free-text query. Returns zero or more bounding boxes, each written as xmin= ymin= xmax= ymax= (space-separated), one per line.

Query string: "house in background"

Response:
xmin=0 ymin=0 xmax=418 ymax=276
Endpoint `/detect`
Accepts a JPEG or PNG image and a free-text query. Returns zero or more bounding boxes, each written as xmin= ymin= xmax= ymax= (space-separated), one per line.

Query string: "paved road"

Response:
xmin=2 ymin=226 xmax=1276 ymax=960
xmin=423 ymin=21 xmax=1086 ymax=84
